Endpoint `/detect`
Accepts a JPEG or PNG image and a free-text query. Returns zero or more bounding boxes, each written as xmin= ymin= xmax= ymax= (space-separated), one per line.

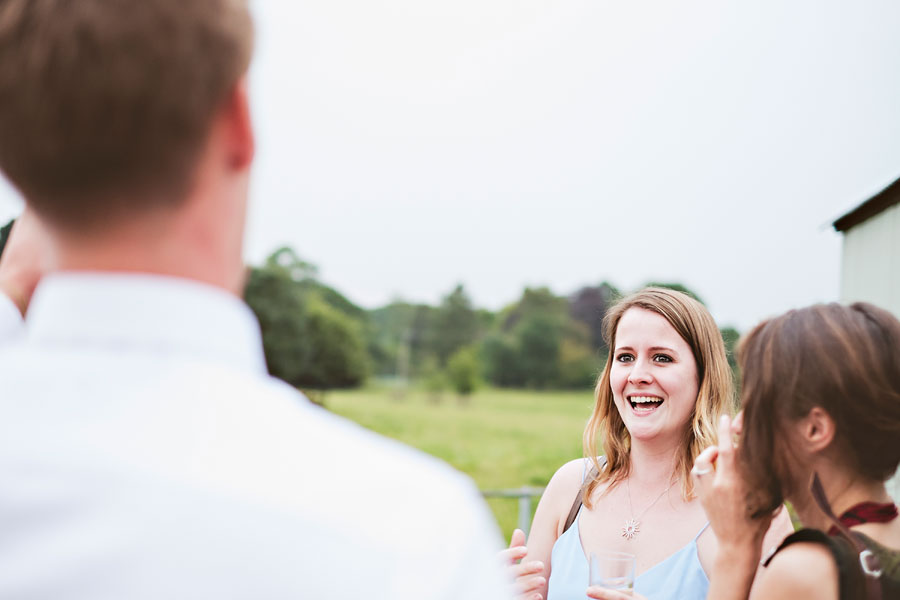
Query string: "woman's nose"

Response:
xmin=627 ymin=360 xmax=653 ymax=385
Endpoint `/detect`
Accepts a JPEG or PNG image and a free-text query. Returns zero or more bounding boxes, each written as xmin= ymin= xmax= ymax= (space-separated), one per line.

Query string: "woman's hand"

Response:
xmin=586 ymin=586 xmax=646 ymax=599
xmin=499 ymin=528 xmax=546 ymax=600
xmin=693 ymin=414 xmax=772 ymax=552
xmin=693 ymin=414 xmax=773 ymax=600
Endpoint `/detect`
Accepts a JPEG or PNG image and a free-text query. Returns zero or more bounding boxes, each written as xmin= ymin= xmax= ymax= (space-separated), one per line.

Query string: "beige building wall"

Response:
xmin=839 ymin=202 xmax=900 ymax=501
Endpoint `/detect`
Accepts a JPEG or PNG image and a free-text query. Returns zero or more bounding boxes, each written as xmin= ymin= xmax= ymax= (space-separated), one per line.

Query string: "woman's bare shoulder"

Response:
xmin=752 ymin=540 xmax=839 ymax=600
xmin=522 ymin=458 xmax=593 ymax=572
xmin=544 ymin=458 xmax=591 ymax=500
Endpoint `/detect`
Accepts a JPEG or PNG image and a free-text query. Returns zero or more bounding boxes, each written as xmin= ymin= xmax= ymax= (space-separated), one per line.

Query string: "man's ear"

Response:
xmin=222 ymin=76 xmax=255 ymax=172
xmin=797 ymin=407 xmax=836 ymax=454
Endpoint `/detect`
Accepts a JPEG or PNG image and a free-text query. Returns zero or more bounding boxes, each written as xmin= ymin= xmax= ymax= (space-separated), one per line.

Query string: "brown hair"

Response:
xmin=738 ymin=303 xmax=900 ymax=517
xmin=0 ymin=0 xmax=253 ymax=231
xmin=583 ymin=287 xmax=734 ymax=506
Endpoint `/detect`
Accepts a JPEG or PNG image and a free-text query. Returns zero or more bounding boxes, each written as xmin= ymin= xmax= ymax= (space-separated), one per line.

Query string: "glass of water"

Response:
xmin=588 ymin=551 xmax=636 ymax=592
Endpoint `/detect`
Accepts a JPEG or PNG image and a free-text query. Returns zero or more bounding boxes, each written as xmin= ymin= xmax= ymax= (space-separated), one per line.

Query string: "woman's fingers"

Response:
xmin=731 ymin=410 xmax=744 ymax=437
xmin=693 ymin=445 xmax=718 ymax=471
xmin=500 ymin=528 xmax=528 ymax=564
xmin=692 ymin=446 xmax=718 ymax=476
xmin=509 ymin=528 xmax=526 ymax=549
xmin=500 ymin=530 xmax=545 ymax=599
xmin=499 ymin=545 xmax=528 ymax=565
xmin=692 ymin=445 xmax=718 ymax=503
xmin=586 ymin=585 xmax=643 ymax=599
xmin=511 ymin=560 xmax=544 ymax=579
xmin=513 ymin=573 xmax=546 ymax=595
xmin=716 ymin=414 xmax=734 ymax=463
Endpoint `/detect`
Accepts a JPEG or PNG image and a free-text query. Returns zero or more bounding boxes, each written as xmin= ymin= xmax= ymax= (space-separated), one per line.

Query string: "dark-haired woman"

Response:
xmin=692 ymin=303 xmax=900 ymax=599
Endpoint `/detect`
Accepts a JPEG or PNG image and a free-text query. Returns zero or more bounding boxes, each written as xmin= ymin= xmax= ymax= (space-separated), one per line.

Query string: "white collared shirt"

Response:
xmin=0 ymin=273 xmax=511 ymax=599
xmin=0 ymin=292 xmax=23 ymax=340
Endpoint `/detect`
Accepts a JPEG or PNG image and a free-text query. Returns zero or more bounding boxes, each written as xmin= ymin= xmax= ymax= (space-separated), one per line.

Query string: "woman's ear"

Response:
xmin=797 ymin=407 xmax=836 ymax=453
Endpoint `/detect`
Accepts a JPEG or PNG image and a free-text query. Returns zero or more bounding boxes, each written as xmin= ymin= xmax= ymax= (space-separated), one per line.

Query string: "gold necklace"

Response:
xmin=622 ymin=478 xmax=674 ymax=540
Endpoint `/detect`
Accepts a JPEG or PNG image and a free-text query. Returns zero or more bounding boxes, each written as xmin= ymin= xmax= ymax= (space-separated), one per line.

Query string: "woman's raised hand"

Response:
xmin=693 ymin=414 xmax=778 ymax=600
xmin=693 ymin=414 xmax=773 ymax=551
xmin=499 ymin=528 xmax=546 ymax=600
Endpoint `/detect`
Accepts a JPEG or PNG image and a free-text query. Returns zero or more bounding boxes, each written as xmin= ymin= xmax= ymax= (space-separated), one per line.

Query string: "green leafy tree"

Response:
xmin=568 ymin=281 xmax=620 ymax=353
xmin=244 ymin=265 xmax=311 ymax=387
xmin=720 ymin=325 xmax=741 ymax=398
xmin=301 ymin=296 xmax=370 ymax=390
xmin=266 ymin=246 xmax=318 ymax=282
xmin=484 ymin=286 xmax=588 ymax=389
xmin=368 ymin=302 xmax=413 ymax=376
xmin=430 ymin=284 xmax=479 ymax=365
xmin=501 ymin=287 xmax=567 ymax=332
xmin=515 ymin=313 xmax=564 ymax=388
xmin=368 ymin=301 xmax=436 ymax=377
xmin=558 ymin=339 xmax=601 ymax=389
xmin=419 ymin=356 xmax=447 ymax=403
xmin=446 ymin=345 xmax=480 ymax=398
xmin=720 ymin=326 xmax=740 ymax=368
xmin=481 ymin=332 xmax=526 ymax=387
xmin=244 ymin=247 xmax=369 ymax=393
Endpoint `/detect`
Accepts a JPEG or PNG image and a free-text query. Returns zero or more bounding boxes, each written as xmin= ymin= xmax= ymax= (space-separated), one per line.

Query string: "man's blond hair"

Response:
xmin=0 ymin=0 xmax=253 ymax=231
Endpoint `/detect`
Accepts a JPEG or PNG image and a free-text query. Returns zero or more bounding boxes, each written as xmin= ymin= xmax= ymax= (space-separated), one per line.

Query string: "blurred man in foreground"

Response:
xmin=0 ymin=1 xmax=509 ymax=597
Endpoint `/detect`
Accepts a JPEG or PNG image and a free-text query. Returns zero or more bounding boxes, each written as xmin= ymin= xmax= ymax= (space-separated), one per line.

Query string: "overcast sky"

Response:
xmin=2 ymin=0 xmax=900 ymax=330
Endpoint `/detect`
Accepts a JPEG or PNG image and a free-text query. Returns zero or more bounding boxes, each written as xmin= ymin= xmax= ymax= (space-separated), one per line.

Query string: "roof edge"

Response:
xmin=833 ymin=174 xmax=900 ymax=232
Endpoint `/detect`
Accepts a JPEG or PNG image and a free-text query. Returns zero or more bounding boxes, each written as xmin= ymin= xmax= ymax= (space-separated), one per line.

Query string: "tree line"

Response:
xmin=243 ymin=246 xmax=740 ymax=397
xmin=0 ymin=226 xmax=740 ymax=396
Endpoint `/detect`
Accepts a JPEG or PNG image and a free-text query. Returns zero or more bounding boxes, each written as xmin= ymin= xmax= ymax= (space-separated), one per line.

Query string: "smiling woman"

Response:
xmin=586 ymin=290 xmax=731 ymax=504
xmin=500 ymin=287 xmax=794 ymax=600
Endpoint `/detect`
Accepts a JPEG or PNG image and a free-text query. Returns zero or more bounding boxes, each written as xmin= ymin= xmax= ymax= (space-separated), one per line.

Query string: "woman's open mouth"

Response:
xmin=628 ymin=395 xmax=664 ymax=414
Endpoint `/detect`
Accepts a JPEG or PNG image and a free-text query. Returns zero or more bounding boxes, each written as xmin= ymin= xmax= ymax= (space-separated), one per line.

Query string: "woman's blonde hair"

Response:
xmin=582 ymin=287 xmax=733 ymax=507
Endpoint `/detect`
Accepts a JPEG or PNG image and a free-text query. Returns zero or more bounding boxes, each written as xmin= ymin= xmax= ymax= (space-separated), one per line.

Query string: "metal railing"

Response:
xmin=482 ymin=486 xmax=545 ymax=536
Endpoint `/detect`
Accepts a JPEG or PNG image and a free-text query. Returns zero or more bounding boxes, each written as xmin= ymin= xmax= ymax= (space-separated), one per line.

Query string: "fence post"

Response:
xmin=482 ymin=486 xmax=544 ymax=538
xmin=518 ymin=490 xmax=532 ymax=536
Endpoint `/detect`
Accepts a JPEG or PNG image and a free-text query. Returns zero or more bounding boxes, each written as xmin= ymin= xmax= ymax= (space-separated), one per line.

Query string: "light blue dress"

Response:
xmin=546 ymin=462 xmax=710 ymax=600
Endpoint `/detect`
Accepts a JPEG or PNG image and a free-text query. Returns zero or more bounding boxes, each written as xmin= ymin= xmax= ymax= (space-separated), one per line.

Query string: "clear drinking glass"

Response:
xmin=588 ymin=550 xmax=636 ymax=592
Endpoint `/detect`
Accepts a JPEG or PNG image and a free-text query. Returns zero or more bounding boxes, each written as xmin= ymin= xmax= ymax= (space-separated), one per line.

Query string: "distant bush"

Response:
xmin=244 ymin=248 xmax=369 ymax=392
xmin=447 ymin=346 xmax=480 ymax=397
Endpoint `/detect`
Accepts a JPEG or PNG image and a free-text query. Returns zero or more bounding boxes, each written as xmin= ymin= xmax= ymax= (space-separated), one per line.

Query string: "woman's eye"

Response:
xmin=653 ymin=354 xmax=673 ymax=363
xmin=616 ymin=353 xmax=634 ymax=363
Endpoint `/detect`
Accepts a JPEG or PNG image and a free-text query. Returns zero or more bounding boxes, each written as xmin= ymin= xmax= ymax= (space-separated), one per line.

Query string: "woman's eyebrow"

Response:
xmin=648 ymin=346 xmax=678 ymax=354
xmin=614 ymin=345 xmax=680 ymax=355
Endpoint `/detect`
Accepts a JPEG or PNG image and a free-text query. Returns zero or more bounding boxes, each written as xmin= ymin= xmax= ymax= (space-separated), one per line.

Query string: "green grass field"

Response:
xmin=326 ymin=386 xmax=595 ymax=540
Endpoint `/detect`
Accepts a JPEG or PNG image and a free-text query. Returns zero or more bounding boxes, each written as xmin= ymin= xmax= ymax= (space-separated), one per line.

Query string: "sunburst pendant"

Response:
xmin=622 ymin=518 xmax=640 ymax=540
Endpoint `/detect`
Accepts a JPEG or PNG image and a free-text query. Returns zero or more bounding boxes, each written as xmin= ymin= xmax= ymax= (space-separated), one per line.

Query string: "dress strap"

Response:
xmin=563 ymin=457 xmax=607 ymax=535
xmin=693 ymin=521 xmax=711 ymax=541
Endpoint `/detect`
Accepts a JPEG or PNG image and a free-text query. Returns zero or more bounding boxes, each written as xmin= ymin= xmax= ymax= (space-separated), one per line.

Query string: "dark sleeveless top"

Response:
xmin=764 ymin=529 xmax=900 ymax=600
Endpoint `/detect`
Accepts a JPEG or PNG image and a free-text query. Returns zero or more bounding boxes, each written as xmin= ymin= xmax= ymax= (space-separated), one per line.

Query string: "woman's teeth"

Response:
xmin=629 ymin=396 xmax=664 ymax=412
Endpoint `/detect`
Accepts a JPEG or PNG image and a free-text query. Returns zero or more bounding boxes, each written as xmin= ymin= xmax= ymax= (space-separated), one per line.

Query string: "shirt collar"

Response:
xmin=26 ymin=272 xmax=267 ymax=375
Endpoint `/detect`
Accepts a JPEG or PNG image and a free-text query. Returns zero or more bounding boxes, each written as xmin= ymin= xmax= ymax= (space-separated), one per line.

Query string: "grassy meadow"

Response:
xmin=326 ymin=386 xmax=595 ymax=540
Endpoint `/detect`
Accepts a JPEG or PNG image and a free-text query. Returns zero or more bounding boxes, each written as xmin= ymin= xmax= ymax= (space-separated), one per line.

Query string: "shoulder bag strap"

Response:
xmin=562 ymin=456 xmax=607 ymax=535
